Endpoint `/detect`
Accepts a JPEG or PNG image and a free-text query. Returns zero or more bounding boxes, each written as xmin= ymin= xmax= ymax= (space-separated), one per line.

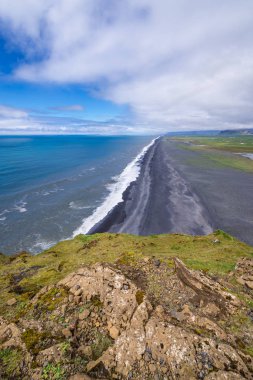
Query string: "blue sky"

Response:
xmin=0 ymin=1 xmax=253 ymax=134
xmin=0 ymin=31 xmax=129 ymax=134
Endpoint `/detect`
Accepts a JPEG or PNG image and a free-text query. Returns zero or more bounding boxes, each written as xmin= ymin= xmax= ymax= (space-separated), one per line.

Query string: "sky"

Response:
xmin=0 ymin=0 xmax=253 ymax=135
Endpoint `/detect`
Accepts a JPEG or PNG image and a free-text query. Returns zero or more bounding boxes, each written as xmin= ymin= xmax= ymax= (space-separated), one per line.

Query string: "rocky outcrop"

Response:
xmin=0 ymin=258 xmax=253 ymax=379
xmin=235 ymin=258 xmax=253 ymax=290
xmin=174 ymin=258 xmax=241 ymax=312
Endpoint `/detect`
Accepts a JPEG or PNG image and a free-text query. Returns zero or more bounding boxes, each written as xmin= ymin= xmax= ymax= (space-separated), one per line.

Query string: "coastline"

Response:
xmin=89 ymin=137 xmax=213 ymax=236
xmin=72 ymin=137 xmax=159 ymax=236
xmin=89 ymin=137 xmax=253 ymax=246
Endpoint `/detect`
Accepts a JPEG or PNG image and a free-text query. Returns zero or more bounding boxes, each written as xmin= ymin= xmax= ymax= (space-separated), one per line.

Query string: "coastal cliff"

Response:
xmin=0 ymin=231 xmax=253 ymax=379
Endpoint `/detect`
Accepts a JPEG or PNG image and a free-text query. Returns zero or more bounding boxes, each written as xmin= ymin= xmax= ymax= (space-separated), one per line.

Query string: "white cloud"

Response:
xmin=1 ymin=0 xmax=253 ymax=132
xmin=0 ymin=105 xmax=28 ymax=118
xmin=0 ymin=108 xmax=149 ymax=135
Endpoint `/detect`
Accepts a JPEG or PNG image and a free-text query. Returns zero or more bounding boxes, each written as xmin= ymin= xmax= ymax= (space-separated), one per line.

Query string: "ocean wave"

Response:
xmin=78 ymin=167 xmax=95 ymax=177
xmin=69 ymin=201 xmax=93 ymax=210
xmin=40 ymin=187 xmax=64 ymax=196
xmin=31 ymin=236 xmax=57 ymax=252
xmin=73 ymin=137 xmax=158 ymax=236
xmin=0 ymin=209 xmax=9 ymax=218
xmin=13 ymin=200 xmax=27 ymax=213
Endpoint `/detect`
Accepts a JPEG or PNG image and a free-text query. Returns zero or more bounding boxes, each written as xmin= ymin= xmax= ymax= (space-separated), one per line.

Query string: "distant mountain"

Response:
xmin=166 ymin=130 xmax=219 ymax=137
xmin=219 ymin=128 xmax=253 ymax=136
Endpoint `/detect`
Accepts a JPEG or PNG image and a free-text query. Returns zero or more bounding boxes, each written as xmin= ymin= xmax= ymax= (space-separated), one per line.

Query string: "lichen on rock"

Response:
xmin=0 ymin=255 xmax=253 ymax=379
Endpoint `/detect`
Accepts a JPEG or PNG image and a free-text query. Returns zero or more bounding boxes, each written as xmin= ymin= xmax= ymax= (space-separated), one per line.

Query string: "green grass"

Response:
xmin=0 ymin=231 xmax=252 ymax=320
xmin=171 ymin=135 xmax=253 ymax=153
xmin=0 ymin=347 xmax=23 ymax=378
xmin=170 ymin=136 xmax=253 ymax=172
xmin=42 ymin=363 xmax=65 ymax=380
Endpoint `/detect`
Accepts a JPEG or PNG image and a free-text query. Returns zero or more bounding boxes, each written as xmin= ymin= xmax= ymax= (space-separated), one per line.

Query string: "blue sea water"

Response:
xmin=0 ymin=135 xmax=154 ymax=254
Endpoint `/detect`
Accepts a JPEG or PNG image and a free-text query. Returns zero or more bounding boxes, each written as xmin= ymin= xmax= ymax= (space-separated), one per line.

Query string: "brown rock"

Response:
xmin=74 ymin=288 xmax=82 ymax=296
xmin=201 ymin=302 xmax=220 ymax=317
xmin=60 ymin=304 xmax=67 ymax=315
xmin=74 ymin=295 xmax=82 ymax=304
xmin=155 ymin=305 xmax=164 ymax=315
xmin=174 ymin=257 xmax=240 ymax=312
xmin=86 ymin=358 xmax=102 ymax=372
xmin=79 ymin=309 xmax=90 ymax=320
xmin=78 ymin=345 xmax=92 ymax=357
xmin=7 ymin=297 xmax=17 ymax=306
xmin=236 ymin=276 xmax=246 ymax=286
xmin=62 ymin=328 xmax=72 ymax=338
xmin=50 ymin=262 xmax=252 ymax=379
xmin=36 ymin=344 xmax=63 ymax=365
xmin=69 ymin=374 xmax=92 ymax=380
xmin=181 ymin=304 xmax=191 ymax=315
xmin=205 ymin=371 xmax=245 ymax=379
xmin=109 ymin=326 xmax=119 ymax=339
xmin=149 ymin=363 xmax=156 ymax=373
xmin=245 ymin=281 xmax=253 ymax=290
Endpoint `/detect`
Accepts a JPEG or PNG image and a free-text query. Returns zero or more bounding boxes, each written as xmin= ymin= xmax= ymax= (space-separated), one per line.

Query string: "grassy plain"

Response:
xmin=170 ymin=135 xmax=253 ymax=172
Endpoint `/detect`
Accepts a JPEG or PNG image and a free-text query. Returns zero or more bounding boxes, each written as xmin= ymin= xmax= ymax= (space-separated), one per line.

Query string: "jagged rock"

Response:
xmin=0 ymin=317 xmax=32 ymax=377
xmin=1 ymin=259 xmax=253 ymax=379
xmin=235 ymin=258 xmax=253 ymax=290
xmin=245 ymin=281 xmax=253 ymax=290
xmin=174 ymin=257 xmax=241 ymax=312
xmin=0 ymin=317 xmax=25 ymax=349
xmin=109 ymin=326 xmax=119 ymax=339
xmin=69 ymin=374 xmax=92 ymax=380
xmin=58 ymin=264 xmax=141 ymax=331
xmin=201 ymin=302 xmax=220 ymax=317
xmin=205 ymin=371 xmax=246 ymax=379
xmin=36 ymin=344 xmax=64 ymax=365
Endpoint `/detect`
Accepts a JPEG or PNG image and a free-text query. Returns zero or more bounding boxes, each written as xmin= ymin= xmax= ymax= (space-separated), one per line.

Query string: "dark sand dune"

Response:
xmin=91 ymin=137 xmax=253 ymax=245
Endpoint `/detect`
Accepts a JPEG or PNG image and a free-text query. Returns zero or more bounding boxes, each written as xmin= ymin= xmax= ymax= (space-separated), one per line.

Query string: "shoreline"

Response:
xmin=88 ymin=137 xmax=158 ymax=234
xmin=90 ymin=138 xmax=214 ymax=236
xmin=73 ymin=137 xmax=159 ymax=236
xmin=89 ymin=137 xmax=253 ymax=246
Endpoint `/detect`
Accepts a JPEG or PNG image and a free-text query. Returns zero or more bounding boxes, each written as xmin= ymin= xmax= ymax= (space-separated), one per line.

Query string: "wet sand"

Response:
xmin=90 ymin=137 xmax=253 ymax=246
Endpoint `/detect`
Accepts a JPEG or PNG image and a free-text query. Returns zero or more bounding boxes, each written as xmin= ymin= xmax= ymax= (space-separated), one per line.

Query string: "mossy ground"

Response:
xmin=0 ymin=231 xmax=253 ymax=321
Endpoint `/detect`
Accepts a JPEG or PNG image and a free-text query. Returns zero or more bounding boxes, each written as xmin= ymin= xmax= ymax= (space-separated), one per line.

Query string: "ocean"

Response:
xmin=0 ymin=135 xmax=154 ymax=254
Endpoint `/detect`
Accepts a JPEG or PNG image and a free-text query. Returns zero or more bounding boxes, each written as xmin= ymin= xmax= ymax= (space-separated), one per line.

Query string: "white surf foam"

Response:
xmin=0 ymin=209 xmax=9 ymax=219
xmin=14 ymin=200 xmax=27 ymax=213
xmin=69 ymin=201 xmax=93 ymax=210
xmin=31 ymin=236 xmax=57 ymax=252
xmin=73 ymin=137 xmax=158 ymax=236
xmin=41 ymin=187 xmax=64 ymax=196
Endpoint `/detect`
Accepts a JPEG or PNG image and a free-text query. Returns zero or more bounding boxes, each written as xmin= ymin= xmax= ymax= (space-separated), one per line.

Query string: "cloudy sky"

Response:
xmin=0 ymin=0 xmax=253 ymax=135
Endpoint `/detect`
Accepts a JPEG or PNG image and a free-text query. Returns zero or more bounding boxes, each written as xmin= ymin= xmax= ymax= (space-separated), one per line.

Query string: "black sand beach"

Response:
xmin=91 ymin=137 xmax=253 ymax=246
